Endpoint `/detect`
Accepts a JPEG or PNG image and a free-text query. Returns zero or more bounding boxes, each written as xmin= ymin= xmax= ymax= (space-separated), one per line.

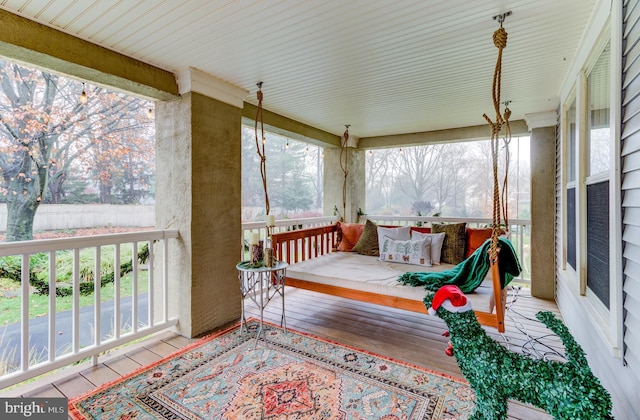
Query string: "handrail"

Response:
xmin=0 ymin=230 xmax=178 ymax=256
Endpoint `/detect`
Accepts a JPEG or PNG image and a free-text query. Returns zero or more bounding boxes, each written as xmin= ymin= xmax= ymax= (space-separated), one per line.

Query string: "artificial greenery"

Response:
xmin=424 ymin=289 xmax=613 ymax=420
xmin=0 ymin=244 xmax=149 ymax=297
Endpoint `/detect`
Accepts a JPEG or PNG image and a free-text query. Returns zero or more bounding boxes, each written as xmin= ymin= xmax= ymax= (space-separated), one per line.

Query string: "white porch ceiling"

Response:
xmin=0 ymin=0 xmax=597 ymax=138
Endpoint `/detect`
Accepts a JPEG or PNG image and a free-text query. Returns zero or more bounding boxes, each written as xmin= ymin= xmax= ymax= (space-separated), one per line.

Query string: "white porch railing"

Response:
xmin=0 ymin=229 xmax=179 ymax=389
xmin=242 ymin=216 xmax=531 ymax=284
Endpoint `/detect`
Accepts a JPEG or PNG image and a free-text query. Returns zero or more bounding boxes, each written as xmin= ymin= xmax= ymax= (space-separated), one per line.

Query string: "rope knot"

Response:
xmin=491 ymin=122 xmax=502 ymax=136
xmin=503 ymin=107 xmax=512 ymax=120
xmin=256 ymin=90 xmax=263 ymax=102
xmin=493 ymin=27 xmax=508 ymax=49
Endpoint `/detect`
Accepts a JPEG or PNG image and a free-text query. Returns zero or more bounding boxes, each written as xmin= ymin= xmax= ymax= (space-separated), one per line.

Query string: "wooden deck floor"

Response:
xmin=2 ymin=285 xmax=562 ymax=419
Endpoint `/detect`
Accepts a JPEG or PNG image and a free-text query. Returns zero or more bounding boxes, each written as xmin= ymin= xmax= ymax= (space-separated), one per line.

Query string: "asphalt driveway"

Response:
xmin=0 ymin=293 xmax=148 ymax=369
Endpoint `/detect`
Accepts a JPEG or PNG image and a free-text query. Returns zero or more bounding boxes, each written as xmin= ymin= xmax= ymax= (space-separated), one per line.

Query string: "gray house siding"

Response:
xmin=622 ymin=0 xmax=640 ymax=380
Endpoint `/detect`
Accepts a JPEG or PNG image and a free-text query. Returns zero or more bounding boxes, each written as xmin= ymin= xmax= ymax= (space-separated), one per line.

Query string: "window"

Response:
xmin=587 ymin=43 xmax=611 ymax=178
xmin=566 ymin=95 xmax=577 ymax=270
xmin=241 ymin=125 xmax=323 ymax=222
xmin=585 ymin=41 xmax=611 ymax=308
xmin=365 ymin=137 xmax=531 ymax=219
xmin=567 ymin=96 xmax=577 ymax=184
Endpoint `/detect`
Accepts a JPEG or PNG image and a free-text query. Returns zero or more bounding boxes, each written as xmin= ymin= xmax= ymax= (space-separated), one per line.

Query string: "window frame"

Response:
xmin=559 ymin=18 xmax=623 ymax=353
xmin=562 ymin=90 xmax=578 ymax=273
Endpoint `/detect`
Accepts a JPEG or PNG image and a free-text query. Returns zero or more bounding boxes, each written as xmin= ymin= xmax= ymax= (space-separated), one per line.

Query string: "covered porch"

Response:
xmin=5 ymin=284 xmax=561 ymax=420
xmin=1 ymin=1 xmax=638 ymax=418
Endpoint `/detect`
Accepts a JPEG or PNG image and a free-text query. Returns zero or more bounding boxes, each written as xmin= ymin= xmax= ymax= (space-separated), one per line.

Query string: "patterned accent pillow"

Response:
xmin=380 ymin=236 xmax=432 ymax=266
xmin=411 ymin=231 xmax=446 ymax=265
xmin=432 ymin=222 xmax=467 ymax=264
xmin=376 ymin=225 xmax=411 ymax=260
xmin=352 ymin=219 xmax=380 ymax=256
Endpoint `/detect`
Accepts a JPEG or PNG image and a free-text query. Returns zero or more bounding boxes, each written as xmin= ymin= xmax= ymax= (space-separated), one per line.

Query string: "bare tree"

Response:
xmin=0 ymin=60 xmax=152 ymax=241
xmin=365 ymin=149 xmax=395 ymax=212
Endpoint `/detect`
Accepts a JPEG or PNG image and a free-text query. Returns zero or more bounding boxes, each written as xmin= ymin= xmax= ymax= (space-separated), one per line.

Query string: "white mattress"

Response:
xmin=285 ymin=252 xmax=495 ymax=313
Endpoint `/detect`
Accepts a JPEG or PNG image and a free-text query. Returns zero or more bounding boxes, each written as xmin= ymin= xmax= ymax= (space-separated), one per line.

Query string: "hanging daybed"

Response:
xmin=271 ymin=15 xmax=520 ymax=333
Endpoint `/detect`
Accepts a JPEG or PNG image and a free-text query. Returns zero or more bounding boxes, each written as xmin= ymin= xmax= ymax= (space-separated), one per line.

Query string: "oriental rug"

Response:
xmin=69 ymin=319 xmax=474 ymax=419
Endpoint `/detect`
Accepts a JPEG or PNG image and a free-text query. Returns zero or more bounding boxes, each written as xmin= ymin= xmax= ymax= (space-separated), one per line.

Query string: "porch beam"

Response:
xmin=0 ymin=9 xmax=177 ymax=100
xmin=359 ymin=119 xmax=529 ymax=148
xmin=242 ymin=103 xmax=341 ymax=148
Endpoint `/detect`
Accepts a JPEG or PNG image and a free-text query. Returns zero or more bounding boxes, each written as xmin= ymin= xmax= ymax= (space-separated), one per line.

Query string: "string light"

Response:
xmin=147 ymin=108 xmax=153 ymax=119
xmin=79 ymin=83 xmax=87 ymax=104
xmin=286 ymin=139 xmax=289 ymax=150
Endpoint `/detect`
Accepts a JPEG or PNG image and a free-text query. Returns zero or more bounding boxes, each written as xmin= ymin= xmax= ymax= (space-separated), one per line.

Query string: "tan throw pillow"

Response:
xmin=352 ymin=219 xmax=380 ymax=256
xmin=432 ymin=222 xmax=467 ymax=264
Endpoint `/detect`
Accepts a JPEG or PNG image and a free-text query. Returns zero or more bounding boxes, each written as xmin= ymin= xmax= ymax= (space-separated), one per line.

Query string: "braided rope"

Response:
xmin=340 ymin=127 xmax=349 ymax=221
xmin=502 ymin=107 xmax=512 ymax=229
xmin=255 ymin=86 xmax=270 ymax=216
xmin=483 ymin=25 xmax=509 ymax=262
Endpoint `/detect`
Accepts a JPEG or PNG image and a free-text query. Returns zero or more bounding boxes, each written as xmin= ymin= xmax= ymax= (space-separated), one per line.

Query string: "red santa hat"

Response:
xmin=428 ymin=285 xmax=473 ymax=315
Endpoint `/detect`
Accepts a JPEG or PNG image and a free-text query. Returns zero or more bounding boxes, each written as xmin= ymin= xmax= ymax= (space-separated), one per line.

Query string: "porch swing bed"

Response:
xmin=271 ymin=224 xmax=520 ymax=333
xmin=271 ymin=14 xmax=520 ymax=333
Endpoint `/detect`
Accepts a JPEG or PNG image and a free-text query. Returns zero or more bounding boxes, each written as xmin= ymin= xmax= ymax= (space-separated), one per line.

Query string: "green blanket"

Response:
xmin=397 ymin=237 xmax=522 ymax=293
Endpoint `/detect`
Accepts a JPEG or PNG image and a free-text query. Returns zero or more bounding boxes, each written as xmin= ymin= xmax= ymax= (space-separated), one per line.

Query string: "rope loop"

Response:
xmin=493 ymin=27 xmax=508 ymax=50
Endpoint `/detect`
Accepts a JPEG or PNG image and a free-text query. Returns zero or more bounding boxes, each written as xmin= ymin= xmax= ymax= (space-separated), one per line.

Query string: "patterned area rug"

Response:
xmin=69 ymin=319 xmax=474 ymax=419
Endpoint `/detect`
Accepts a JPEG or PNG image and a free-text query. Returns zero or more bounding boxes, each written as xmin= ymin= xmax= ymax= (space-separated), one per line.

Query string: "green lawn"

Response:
xmin=0 ymin=270 xmax=149 ymax=326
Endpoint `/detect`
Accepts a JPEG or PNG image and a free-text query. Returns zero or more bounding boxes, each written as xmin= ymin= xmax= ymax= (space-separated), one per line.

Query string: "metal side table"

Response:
xmin=236 ymin=260 xmax=288 ymax=344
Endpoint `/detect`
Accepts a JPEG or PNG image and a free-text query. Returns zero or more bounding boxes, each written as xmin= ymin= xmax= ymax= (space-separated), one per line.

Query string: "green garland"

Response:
xmin=424 ymin=290 xmax=613 ymax=419
xmin=0 ymin=244 xmax=149 ymax=297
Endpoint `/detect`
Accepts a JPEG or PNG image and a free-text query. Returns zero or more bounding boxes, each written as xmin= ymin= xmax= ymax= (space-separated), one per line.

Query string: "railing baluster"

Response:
xmin=20 ymin=254 xmax=29 ymax=373
xmin=114 ymin=243 xmax=121 ymax=339
xmin=132 ymin=241 xmax=138 ymax=333
xmin=48 ymin=251 xmax=56 ymax=363
xmin=163 ymin=237 xmax=169 ymax=323
xmin=94 ymin=246 xmax=101 ymax=347
xmin=72 ymin=248 xmax=80 ymax=354
xmin=148 ymin=240 xmax=154 ymax=327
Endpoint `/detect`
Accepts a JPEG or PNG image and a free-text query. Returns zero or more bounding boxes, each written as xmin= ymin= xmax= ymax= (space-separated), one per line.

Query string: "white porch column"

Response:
xmin=323 ymin=134 xmax=365 ymax=223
